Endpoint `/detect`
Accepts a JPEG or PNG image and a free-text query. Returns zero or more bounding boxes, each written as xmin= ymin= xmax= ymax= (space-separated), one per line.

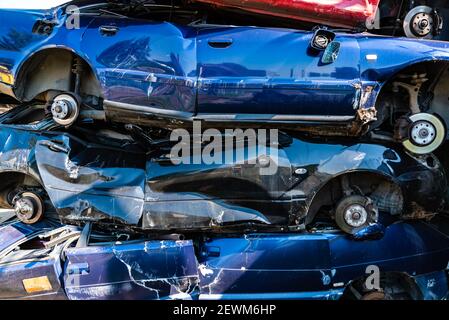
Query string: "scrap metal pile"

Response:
xmin=0 ymin=0 xmax=449 ymax=300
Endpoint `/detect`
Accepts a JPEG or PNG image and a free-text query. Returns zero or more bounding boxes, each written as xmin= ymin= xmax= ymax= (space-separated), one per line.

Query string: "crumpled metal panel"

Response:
xmin=141 ymin=140 xmax=292 ymax=229
xmin=198 ymin=217 xmax=449 ymax=300
xmin=192 ymin=0 xmax=380 ymax=28
xmin=1 ymin=218 xmax=449 ymax=300
xmin=0 ymin=220 xmax=57 ymax=254
xmin=34 ymin=133 xmax=147 ymax=226
xmin=0 ymin=128 xmax=40 ymax=177
xmin=0 ymin=221 xmax=199 ymax=300
xmin=64 ymin=240 xmax=199 ymax=300
xmin=0 ymin=221 xmax=66 ymax=300
xmin=0 ymin=125 xmax=445 ymax=231
xmin=0 ymin=254 xmax=66 ymax=300
xmin=33 ymin=131 xmax=276 ymax=230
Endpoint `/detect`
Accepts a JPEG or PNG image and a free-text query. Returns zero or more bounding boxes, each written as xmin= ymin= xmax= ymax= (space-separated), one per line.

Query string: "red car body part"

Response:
xmin=193 ymin=0 xmax=381 ymax=28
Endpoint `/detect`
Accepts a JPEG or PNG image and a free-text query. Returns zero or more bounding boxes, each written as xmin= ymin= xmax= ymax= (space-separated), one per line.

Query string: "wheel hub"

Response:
xmin=403 ymin=113 xmax=446 ymax=155
xmin=51 ymin=99 xmax=71 ymax=120
xmin=13 ymin=192 xmax=44 ymax=224
xmin=411 ymin=12 xmax=433 ymax=37
xmin=410 ymin=120 xmax=436 ymax=146
xmin=344 ymin=204 xmax=368 ymax=228
xmin=15 ymin=197 xmax=36 ymax=220
xmin=404 ymin=6 xmax=435 ymax=39
xmin=50 ymin=94 xmax=79 ymax=126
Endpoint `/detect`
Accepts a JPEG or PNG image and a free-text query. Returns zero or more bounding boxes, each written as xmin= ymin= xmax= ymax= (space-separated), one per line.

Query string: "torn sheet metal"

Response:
xmin=0 ymin=221 xmax=67 ymax=300
xmin=0 ymin=219 xmax=58 ymax=255
xmin=34 ymin=133 xmax=147 ymax=226
xmin=0 ymin=220 xmax=200 ymax=300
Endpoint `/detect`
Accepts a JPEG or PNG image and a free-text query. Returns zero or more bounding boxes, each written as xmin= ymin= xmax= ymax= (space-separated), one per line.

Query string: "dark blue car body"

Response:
xmin=0 ymin=216 xmax=448 ymax=300
xmin=1 ymin=1 xmax=449 ymax=302
xmin=0 ymin=106 xmax=445 ymax=232
xmin=197 ymin=217 xmax=449 ymax=300
xmin=2 ymin=1 xmax=449 ymax=135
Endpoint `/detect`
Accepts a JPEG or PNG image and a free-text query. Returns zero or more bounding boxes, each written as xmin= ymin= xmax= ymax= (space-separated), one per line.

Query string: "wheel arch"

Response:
xmin=0 ymin=170 xmax=43 ymax=208
xmin=369 ymin=58 xmax=449 ymax=134
xmin=13 ymin=46 xmax=103 ymax=102
xmin=376 ymin=57 xmax=449 ymax=84
xmin=304 ymin=169 xmax=402 ymax=225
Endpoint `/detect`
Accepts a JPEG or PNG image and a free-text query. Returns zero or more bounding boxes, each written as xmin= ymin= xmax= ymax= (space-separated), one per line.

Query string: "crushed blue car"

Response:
xmin=0 ymin=219 xmax=199 ymax=300
xmin=2 ymin=1 xmax=449 ymax=302
xmin=0 ymin=214 xmax=448 ymax=300
xmin=2 ymin=1 xmax=449 ymax=155
xmin=0 ymin=106 xmax=446 ymax=234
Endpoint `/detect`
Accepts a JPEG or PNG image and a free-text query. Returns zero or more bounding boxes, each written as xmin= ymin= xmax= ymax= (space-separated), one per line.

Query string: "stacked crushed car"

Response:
xmin=0 ymin=0 xmax=449 ymax=300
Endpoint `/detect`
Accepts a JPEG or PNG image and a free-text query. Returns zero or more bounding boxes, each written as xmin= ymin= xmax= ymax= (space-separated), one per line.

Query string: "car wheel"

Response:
xmin=334 ymin=195 xmax=378 ymax=234
xmin=13 ymin=192 xmax=45 ymax=224
xmin=402 ymin=113 xmax=446 ymax=155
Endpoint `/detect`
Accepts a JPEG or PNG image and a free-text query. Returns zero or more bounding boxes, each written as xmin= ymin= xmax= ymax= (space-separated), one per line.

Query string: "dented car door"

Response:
xmin=196 ymin=26 xmax=362 ymax=121
xmin=32 ymin=126 xmax=297 ymax=230
xmin=142 ymin=133 xmax=295 ymax=230
xmin=64 ymin=239 xmax=199 ymax=300
xmin=81 ymin=16 xmax=198 ymax=120
xmin=34 ymin=133 xmax=147 ymax=226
